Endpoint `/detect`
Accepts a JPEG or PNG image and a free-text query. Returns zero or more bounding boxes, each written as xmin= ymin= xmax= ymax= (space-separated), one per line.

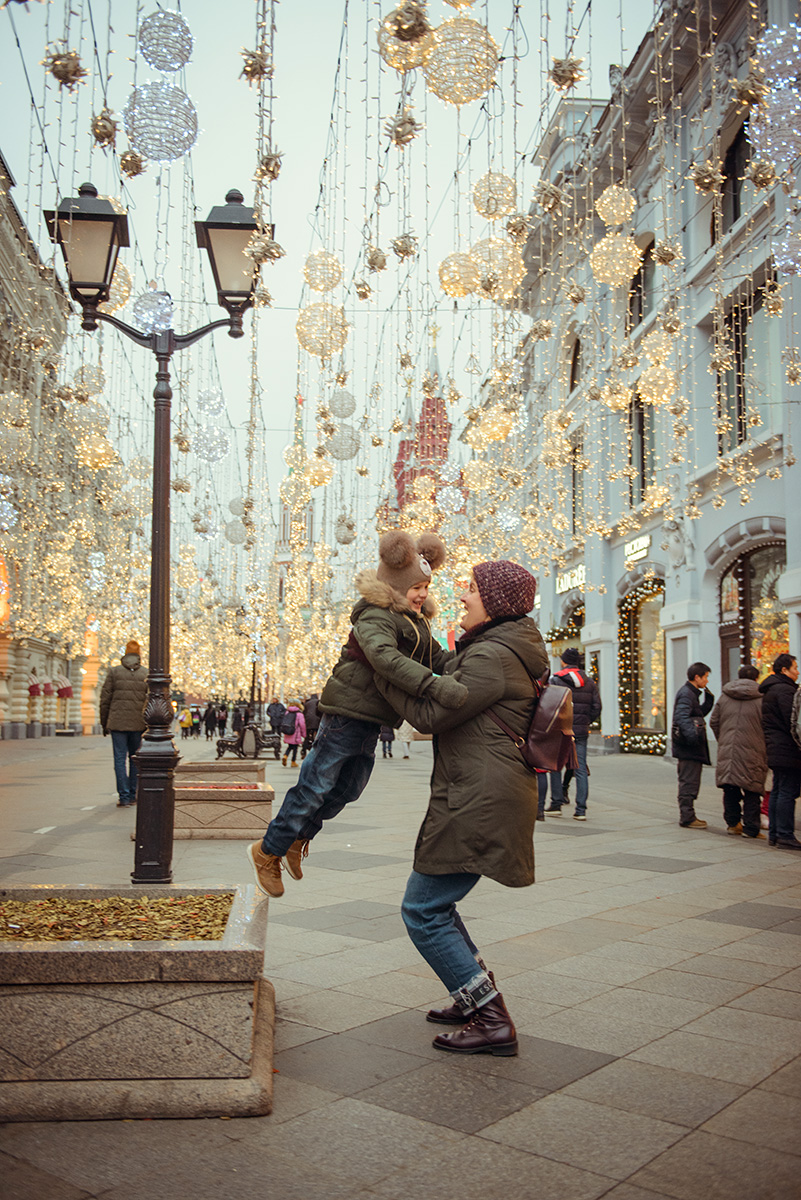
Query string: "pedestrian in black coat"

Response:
xmin=543 ymin=648 xmax=601 ymax=820
xmin=671 ymin=662 xmax=714 ymax=828
xmin=267 ymin=698 xmax=286 ymax=733
xmin=202 ymin=703 xmax=217 ymax=741
xmin=759 ymin=653 xmax=801 ymax=849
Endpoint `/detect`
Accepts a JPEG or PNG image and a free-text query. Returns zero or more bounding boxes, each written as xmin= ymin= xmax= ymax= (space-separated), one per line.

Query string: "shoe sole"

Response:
xmin=433 ymin=1038 xmax=518 ymax=1056
xmin=283 ymin=858 xmax=303 ymax=881
xmin=247 ymin=843 xmax=284 ymax=898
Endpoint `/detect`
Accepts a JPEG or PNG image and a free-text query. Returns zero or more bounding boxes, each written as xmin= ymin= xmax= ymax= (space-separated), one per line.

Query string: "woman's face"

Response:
xmin=460 ymin=576 xmax=490 ymax=630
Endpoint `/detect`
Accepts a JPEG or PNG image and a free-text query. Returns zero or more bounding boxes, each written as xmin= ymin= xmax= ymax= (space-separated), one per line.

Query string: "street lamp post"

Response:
xmin=46 ymin=184 xmax=262 ymax=883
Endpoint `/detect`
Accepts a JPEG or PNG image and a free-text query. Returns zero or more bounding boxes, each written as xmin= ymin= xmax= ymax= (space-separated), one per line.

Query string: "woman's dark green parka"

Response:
xmin=377 ymin=615 xmax=549 ymax=888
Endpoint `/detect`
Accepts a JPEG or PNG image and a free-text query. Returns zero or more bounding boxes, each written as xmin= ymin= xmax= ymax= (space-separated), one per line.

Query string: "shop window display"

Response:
xmin=619 ymin=579 xmax=666 ymax=754
xmin=719 ymin=543 xmax=787 ymax=683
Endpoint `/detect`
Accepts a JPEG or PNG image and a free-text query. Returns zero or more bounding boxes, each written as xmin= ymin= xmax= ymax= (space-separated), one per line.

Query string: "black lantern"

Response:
xmin=44 ymin=183 xmax=130 ymax=306
xmin=195 ymin=189 xmax=262 ymax=315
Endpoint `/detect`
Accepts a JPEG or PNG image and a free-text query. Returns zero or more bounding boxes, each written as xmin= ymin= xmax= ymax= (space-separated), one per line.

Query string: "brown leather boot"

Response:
xmin=432 ymin=993 xmax=517 ymax=1056
xmin=283 ymin=838 xmax=310 ymax=880
xmin=427 ymin=971 xmax=495 ymax=1025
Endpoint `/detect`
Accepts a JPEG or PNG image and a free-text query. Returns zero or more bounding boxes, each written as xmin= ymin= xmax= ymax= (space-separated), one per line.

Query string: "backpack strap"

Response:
xmin=485 ymin=644 xmax=545 ymax=748
xmin=485 ymin=707 xmax=526 ymax=748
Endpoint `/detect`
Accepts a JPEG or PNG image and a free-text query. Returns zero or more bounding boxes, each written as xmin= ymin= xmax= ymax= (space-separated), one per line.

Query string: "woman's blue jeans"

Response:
xmin=402 ymin=869 xmax=484 ymax=994
xmin=262 ymin=713 xmax=379 ymax=856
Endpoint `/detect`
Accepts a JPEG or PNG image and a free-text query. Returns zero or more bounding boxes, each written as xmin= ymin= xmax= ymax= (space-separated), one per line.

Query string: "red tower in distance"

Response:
xmin=392 ymin=346 xmax=452 ymax=512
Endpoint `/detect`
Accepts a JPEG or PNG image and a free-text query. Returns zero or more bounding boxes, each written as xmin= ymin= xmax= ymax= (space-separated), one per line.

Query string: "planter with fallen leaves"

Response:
xmin=0 ymin=884 xmax=274 ymax=1122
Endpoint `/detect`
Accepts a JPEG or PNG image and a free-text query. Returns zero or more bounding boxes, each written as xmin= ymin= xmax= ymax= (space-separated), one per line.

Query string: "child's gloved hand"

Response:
xmin=429 ymin=675 xmax=468 ymax=708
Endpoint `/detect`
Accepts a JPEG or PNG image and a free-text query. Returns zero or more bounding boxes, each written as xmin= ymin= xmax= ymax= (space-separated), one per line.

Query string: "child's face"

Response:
xmin=406 ymin=582 xmax=429 ymax=613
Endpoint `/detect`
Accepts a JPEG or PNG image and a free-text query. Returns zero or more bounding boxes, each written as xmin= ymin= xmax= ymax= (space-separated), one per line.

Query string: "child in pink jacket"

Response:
xmin=281 ymin=703 xmax=306 ymax=767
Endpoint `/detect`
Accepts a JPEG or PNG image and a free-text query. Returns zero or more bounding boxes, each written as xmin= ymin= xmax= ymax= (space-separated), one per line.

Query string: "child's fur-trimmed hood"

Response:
xmin=355 ymin=568 xmax=438 ymax=619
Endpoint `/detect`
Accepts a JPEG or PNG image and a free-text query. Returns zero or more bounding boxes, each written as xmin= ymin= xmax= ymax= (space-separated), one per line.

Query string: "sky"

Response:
xmin=1 ymin=0 xmax=656 ymax=519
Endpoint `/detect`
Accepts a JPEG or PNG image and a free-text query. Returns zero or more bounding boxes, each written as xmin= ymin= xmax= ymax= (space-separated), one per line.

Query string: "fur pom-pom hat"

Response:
xmin=376 ymin=530 xmax=446 ymax=597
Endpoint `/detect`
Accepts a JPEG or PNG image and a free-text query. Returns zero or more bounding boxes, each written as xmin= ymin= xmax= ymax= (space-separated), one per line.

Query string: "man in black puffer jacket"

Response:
xmin=760 ymin=653 xmax=801 ymax=850
xmin=671 ymin=662 xmax=714 ymax=829
xmin=543 ymin=648 xmax=601 ymax=820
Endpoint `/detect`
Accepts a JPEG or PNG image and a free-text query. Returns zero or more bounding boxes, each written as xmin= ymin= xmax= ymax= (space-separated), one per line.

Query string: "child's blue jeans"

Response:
xmin=261 ymin=713 xmax=380 ymax=856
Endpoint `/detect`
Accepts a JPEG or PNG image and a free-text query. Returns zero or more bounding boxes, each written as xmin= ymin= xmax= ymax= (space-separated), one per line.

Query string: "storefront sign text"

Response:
xmin=555 ymin=564 xmax=586 ymax=594
xmin=624 ymin=534 xmax=651 ymax=563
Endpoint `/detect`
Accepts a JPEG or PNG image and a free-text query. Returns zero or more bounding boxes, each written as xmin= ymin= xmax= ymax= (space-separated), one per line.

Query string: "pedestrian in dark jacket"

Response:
xmin=202 ymin=703 xmax=217 ymax=741
xmin=671 ymin=661 xmax=714 ymax=828
xmin=267 ymin=698 xmax=286 ymax=733
xmin=217 ymin=704 xmax=228 ymax=736
xmin=710 ymin=665 xmax=767 ymax=839
xmin=99 ymin=639 xmax=147 ymax=808
xmin=376 ymin=559 xmax=548 ymax=1058
xmin=759 ymin=653 xmax=801 ymax=850
xmin=379 ymin=724 xmax=395 ymax=758
xmin=247 ymin=531 xmax=467 ymax=899
xmin=543 ymin=648 xmax=601 ymax=820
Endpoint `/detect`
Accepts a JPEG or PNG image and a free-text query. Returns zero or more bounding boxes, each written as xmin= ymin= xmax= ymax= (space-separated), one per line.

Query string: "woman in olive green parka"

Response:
xmin=376 ymin=560 xmax=549 ymax=1058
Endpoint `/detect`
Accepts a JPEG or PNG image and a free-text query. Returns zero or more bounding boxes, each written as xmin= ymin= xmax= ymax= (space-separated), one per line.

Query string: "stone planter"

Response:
xmin=175 ymin=759 xmax=267 ymax=784
xmin=0 ymin=885 xmax=274 ymax=1122
xmin=173 ymin=781 xmax=274 ymax=839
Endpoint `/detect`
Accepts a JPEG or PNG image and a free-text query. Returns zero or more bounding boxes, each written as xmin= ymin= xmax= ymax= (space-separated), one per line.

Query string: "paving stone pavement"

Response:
xmin=1 ymin=734 xmax=800 ymax=1199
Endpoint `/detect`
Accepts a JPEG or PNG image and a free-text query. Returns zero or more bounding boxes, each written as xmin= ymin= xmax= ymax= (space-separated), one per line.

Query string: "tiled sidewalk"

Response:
xmin=1 ymin=737 xmax=800 ymax=1199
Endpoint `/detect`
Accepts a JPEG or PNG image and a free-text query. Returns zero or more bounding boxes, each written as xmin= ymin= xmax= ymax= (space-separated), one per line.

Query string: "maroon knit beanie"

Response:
xmin=472 ymin=560 xmax=537 ymax=619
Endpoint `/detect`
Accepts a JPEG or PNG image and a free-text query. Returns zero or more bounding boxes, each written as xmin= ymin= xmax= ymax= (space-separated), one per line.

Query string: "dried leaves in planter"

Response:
xmin=0 ymin=893 xmax=234 ymax=942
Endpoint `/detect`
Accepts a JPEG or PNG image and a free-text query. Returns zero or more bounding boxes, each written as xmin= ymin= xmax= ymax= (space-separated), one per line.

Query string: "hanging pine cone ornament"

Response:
xmin=653 ymin=240 xmax=682 ymax=266
xmin=534 ymin=180 xmax=568 ymax=213
xmin=764 ymin=287 xmax=783 ymax=316
xmin=173 ymin=431 xmax=191 ymax=453
xmin=240 ymin=48 xmax=271 ymax=86
xmin=355 ymin=280 xmax=372 ymax=300
xmin=385 ymin=106 xmax=424 ymax=148
xmin=253 ymin=286 xmax=273 ymax=309
xmin=367 ymin=246 xmax=387 ymax=272
xmin=254 ymin=149 xmax=283 ymax=181
xmin=732 ymin=67 xmax=767 ymax=108
xmin=120 ymin=149 xmax=146 ymax=178
xmin=399 ymin=351 xmax=413 ymax=369
xmin=390 ymin=1 xmax=431 ymax=42
xmin=530 ymin=319 xmax=554 ymax=341
xmin=689 ymin=160 xmax=725 ymax=193
xmin=506 ymin=213 xmax=529 ymax=244
xmin=549 ymin=56 xmax=585 ymax=91
xmin=392 ymin=232 xmax=418 ymax=260
xmin=748 ymin=159 xmax=777 ymax=190
xmin=91 ymin=107 xmax=118 ymax=150
xmin=246 ymin=232 xmax=285 ymax=264
xmin=45 ymin=47 xmax=88 ymax=91
xmin=567 ymin=281 xmax=586 ymax=305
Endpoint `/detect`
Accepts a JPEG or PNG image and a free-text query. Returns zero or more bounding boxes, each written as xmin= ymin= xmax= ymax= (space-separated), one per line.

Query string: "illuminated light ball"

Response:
xmin=329 ymin=388 xmax=356 ymax=418
xmin=283 ymin=442 xmax=307 ymax=471
xmin=98 ymin=262 xmax=133 ymax=315
xmin=436 ymin=485 xmax=464 ymax=514
xmin=439 ymin=459 xmax=461 ymax=483
xmin=747 ymin=88 xmax=801 ymax=168
xmin=73 ymin=363 xmax=105 ymax=396
xmin=303 ymin=249 xmax=343 ymax=293
xmin=279 ymin=473 xmax=312 ymax=509
xmin=138 ymin=10 xmax=193 ymax=72
xmin=335 ymin=513 xmax=357 ymax=544
xmin=123 ymin=81 xmax=198 ymax=162
xmin=463 ymin=459 xmax=494 ymax=491
xmin=132 ymin=289 xmax=174 ymax=333
xmin=307 ymin=456 xmax=333 ymax=487
xmin=327 ymin=423 xmax=361 ymax=460
xmin=638 ymin=363 xmax=678 ymax=406
xmin=0 ymin=424 xmax=31 ymax=468
xmin=599 ymin=380 xmax=633 ymax=411
xmin=77 ymin=432 xmax=116 ymax=470
xmin=470 ymin=237 xmax=525 ymax=299
xmin=482 ymin=402 xmax=515 ymax=441
xmin=773 ymin=229 xmax=801 ymax=276
xmin=129 ymin=455 xmax=151 ymax=479
xmin=377 ymin=7 xmax=433 ymax=73
xmin=197 ymin=387 xmax=226 ymax=418
xmin=194 ymin=514 xmax=219 ymax=542
xmin=755 ymin=23 xmax=801 ymax=89
xmin=224 ymin=519 xmax=248 ymax=545
xmin=594 ymin=183 xmax=636 ymax=226
xmin=438 ymin=252 xmax=479 ymax=297
xmin=229 ymin=496 xmax=246 ymax=516
xmin=473 ymin=171 xmax=517 ymax=220
xmin=641 ymin=328 xmax=673 ymax=364
xmin=296 ymin=302 xmax=349 ymax=359
xmin=423 ymin=18 xmax=499 ymax=107
xmin=589 ymin=232 xmax=643 ymax=287
xmin=496 ymin=506 xmax=521 ymax=533
xmin=193 ymin=427 xmax=230 ymax=464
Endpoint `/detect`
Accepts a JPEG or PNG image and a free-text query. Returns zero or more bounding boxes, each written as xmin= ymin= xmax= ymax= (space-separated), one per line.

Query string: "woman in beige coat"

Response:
xmin=376 ymin=560 xmax=548 ymax=1057
xmin=709 ymin=664 xmax=768 ymax=839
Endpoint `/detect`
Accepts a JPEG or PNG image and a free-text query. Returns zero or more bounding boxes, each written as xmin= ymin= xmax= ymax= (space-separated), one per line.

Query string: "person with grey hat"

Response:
xmin=375 ymin=559 xmax=548 ymax=1057
xmin=247 ymin=531 xmax=468 ymax=899
xmin=543 ymin=647 xmax=601 ymax=820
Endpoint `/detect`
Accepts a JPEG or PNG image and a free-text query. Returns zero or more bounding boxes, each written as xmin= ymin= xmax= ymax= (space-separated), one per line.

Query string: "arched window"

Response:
xmin=719 ymin=543 xmax=787 ymax=682
xmin=629 ymin=394 xmax=655 ymax=506
xmin=721 ymin=125 xmax=750 ymax=236
xmin=619 ymin=579 xmax=666 ymax=753
xmin=627 ymin=239 xmax=655 ymax=330
xmin=569 ymin=337 xmax=583 ymax=392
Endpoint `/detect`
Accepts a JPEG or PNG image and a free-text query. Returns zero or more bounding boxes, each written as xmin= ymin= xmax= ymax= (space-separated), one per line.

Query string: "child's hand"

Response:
xmin=429 ymin=676 xmax=468 ymax=708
